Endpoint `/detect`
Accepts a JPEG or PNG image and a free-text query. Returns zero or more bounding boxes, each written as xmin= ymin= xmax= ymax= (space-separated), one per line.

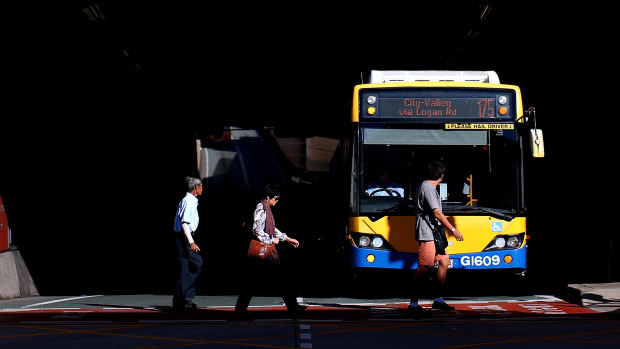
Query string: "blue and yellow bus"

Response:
xmin=346 ymin=70 xmax=544 ymax=275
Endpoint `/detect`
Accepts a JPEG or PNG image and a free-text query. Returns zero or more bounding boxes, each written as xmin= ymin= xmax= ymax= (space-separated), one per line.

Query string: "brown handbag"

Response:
xmin=247 ymin=239 xmax=274 ymax=261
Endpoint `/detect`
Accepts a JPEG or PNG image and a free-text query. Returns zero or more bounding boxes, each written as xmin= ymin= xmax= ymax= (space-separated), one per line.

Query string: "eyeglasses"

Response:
xmin=273 ymin=196 xmax=280 ymax=201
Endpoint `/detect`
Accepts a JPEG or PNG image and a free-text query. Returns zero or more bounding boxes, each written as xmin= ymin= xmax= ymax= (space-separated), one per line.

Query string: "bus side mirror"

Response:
xmin=530 ymin=129 xmax=545 ymax=158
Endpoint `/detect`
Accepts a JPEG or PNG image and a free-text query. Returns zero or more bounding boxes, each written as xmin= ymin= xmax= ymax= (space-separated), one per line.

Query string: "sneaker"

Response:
xmin=405 ymin=306 xmax=431 ymax=317
xmin=432 ymin=301 xmax=455 ymax=311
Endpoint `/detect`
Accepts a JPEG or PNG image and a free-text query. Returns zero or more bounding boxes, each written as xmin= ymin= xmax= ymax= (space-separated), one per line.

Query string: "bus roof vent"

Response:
xmin=369 ymin=70 xmax=500 ymax=84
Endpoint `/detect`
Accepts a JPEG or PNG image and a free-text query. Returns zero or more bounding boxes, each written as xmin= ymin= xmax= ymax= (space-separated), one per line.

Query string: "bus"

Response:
xmin=345 ymin=70 xmax=544 ymax=276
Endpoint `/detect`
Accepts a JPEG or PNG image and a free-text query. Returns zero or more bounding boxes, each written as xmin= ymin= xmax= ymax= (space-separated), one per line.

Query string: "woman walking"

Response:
xmin=235 ymin=183 xmax=306 ymax=316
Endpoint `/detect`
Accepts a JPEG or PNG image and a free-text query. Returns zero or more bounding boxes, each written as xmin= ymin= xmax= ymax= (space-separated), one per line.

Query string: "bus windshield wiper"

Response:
xmin=475 ymin=208 xmax=514 ymax=221
xmin=444 ymin=205 xmax=514 ymax=222
xmin=368 ymin=200 xmax=415 ymax=222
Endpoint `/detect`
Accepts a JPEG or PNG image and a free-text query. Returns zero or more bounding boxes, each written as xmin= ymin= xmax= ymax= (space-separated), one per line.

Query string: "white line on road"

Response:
xmin=20 ymin=295 xmax=103 ymax=309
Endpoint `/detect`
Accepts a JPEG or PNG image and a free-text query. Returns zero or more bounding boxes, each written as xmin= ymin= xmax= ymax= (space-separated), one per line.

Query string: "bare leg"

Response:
xmin=434 ymin=257 xmax=449 ymax=297
xmin=410 ymin=265 xmax=429 ymax=304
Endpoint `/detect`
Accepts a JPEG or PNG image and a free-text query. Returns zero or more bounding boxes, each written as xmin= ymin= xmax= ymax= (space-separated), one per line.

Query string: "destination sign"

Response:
xmin=377 ymin=97 xmax=500 ymax=118
xmin=358 ymin=87 xmax=517 ymax=122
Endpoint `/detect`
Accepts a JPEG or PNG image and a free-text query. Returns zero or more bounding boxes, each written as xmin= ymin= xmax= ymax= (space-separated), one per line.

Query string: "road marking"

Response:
xmin=518 ymin=303 xmax=567 ymax=314
xmin=21 ymin=295 xmax=102 ymax=309
xmin=299 ymin=323 xmax=312 ymax=348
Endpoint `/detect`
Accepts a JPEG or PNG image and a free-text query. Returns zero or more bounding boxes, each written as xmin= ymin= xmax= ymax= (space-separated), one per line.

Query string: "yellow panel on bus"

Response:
xmin=349 ymin=216 xmax=526 ymax=254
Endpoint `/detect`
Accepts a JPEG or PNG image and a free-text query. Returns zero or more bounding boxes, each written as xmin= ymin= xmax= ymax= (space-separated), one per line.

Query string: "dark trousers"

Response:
xmin=235 ymin=252 xmax=298 ymax=311
xmin=173 ymin=232 xmax=203 ymax=306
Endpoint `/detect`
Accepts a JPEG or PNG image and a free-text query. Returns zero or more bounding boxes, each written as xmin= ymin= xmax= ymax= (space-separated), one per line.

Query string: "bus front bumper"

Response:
xmin=350 ymin=245 xmax=526 ymax=271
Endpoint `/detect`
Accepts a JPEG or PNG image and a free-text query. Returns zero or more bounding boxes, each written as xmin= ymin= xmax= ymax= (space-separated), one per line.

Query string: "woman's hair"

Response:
xmin=262 ymin=183 xmax=281 ymax=199
xmin=185 ymin=176 xmax=203 ymax=191
xmin=427 ymin=161 xmax=446 ymax=180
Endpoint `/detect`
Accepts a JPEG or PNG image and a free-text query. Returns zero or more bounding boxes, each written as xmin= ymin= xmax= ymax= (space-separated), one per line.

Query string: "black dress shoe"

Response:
xmin=186 ymin=299 xmax=197 ymax=309
xmin=288 ymin=304 xmax=307 ymax=315
xmin=171 ymin=304 xmax=185 ymax=313
xmin=172 ymin=304 xmax=194 ymax=313
xmin=405 ymin=306 xmax=431 ymax=318
xmin=235 ymin=307 xmax=254 ymax=315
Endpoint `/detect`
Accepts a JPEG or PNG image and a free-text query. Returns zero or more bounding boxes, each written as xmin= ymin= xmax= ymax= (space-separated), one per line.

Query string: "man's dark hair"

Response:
xmin=262 ymin=183 xmax=281 ymax=199
xmin=428 ymin=161 xmax=446 ymax=180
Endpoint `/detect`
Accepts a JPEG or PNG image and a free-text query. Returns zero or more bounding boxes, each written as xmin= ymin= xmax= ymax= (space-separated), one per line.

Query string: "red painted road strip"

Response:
xmin=0 ymin=300 xmax=602 ymax=324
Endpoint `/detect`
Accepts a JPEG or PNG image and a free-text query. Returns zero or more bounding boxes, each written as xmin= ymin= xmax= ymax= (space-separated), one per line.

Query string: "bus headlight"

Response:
xmin=359 ymin=236 xmax=370 ymax=247
xmin=506 ymin=236 xmax=520 ymax=248
xmin=351 ymin=233 xmax=392 ymax=250
xmin=483 ymin=233 xmax=524 ymax=251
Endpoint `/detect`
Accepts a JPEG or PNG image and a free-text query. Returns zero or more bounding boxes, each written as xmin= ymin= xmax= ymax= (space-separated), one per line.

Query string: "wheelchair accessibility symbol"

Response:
xmin=491 ymin=221 xmax=503 ymax=232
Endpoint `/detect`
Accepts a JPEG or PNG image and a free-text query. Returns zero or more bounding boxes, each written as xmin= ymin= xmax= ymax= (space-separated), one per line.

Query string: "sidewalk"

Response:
xmin=566 ymin=282 xmax=620 ymax=315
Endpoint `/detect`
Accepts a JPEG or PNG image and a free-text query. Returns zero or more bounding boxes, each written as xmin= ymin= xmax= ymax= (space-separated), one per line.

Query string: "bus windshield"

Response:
xmin=359 ymin=126 xmax=520 ymax=217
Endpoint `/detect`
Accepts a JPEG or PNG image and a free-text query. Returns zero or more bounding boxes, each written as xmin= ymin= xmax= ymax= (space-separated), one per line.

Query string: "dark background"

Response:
xmin=2 ymin=1 xmax=617 ymax=297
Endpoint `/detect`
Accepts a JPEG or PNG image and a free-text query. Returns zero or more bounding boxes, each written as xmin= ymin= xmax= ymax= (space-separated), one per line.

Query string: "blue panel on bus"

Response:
xmin=450 ymin=248 xmax=526 ymax=270
xmin=350 ymin=246 xmax=526 ymax=271
xmin=350 ymin=246 xmax=419 ymax=269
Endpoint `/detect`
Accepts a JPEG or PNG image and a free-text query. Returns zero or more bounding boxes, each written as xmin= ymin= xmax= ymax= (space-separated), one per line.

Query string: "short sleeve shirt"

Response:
xmin=415 ymin=181 xmax=441 ymax=241
xmin=174 ymin=192 xmax=199 ymax=233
